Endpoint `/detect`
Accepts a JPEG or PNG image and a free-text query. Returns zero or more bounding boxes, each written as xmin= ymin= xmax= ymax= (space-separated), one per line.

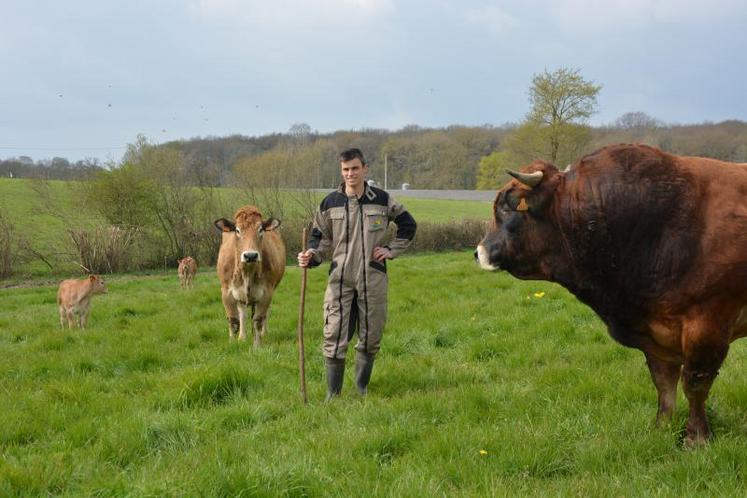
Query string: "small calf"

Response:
xmin=178 ymin=257 xmax=198 ymax=289
xmin=57 ymin=275 xmax=108 ymax=329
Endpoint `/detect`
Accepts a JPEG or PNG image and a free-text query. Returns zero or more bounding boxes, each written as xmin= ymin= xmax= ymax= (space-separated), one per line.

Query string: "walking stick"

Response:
xmin=297 ymin=228 xmax=309 ymax=404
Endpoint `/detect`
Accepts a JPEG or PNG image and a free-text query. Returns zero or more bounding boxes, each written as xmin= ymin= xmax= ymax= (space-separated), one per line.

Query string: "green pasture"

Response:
xmin=2 ymin=252 xmax=747 ymax=496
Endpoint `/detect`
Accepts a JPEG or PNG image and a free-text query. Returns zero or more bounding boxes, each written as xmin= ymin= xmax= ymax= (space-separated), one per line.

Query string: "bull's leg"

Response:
xmin=59 ymin=306 xmax=66 ymax=329
xmin=681 ymin=319 xmax=729 ymax=445
xmin=221 ymin=287 xmax=239 ymax=340
xmin=644 ymin=353 xmax=681 ymax=426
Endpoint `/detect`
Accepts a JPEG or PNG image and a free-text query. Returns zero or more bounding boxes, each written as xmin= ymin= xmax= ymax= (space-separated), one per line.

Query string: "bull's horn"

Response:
xmin=506 ymin=170 xmax=543 ymax=188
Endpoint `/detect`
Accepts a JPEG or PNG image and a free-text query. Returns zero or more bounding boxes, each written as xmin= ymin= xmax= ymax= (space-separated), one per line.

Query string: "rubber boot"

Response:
xmin=355 ymin=351 xmax=375 ymax=395
xmin=325 ymin=357 xmax=345 ymax=401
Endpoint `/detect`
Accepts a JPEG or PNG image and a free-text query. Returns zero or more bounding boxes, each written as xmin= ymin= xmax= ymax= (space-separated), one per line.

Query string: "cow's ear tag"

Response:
xmin=516 ymin=198 xmax=529 ymax=211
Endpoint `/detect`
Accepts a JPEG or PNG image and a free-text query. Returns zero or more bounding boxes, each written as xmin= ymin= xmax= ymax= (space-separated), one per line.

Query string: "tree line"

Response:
xmin=4 ymin=118 xmax=747 ymax=190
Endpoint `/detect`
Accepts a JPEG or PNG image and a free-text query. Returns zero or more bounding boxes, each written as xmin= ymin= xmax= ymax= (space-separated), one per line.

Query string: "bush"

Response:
xmin=0 ymin=211 xmax=14 ymax=278
xmin=68 ymin=226 xmax=143 ymax=274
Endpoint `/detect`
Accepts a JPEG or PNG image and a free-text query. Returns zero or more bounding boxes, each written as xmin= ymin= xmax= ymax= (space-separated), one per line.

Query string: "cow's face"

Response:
xmin=89 ymin=274 xmax=108 ymax=294
xmin=214 ymin=206 xmax=281 ymax=271
xmin=476 ymin=161 xmax=563 ymax=280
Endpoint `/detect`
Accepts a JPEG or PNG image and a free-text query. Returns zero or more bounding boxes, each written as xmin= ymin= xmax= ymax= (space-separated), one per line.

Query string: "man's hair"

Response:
xmin=339 ymin=148 xmax=366 ymax=165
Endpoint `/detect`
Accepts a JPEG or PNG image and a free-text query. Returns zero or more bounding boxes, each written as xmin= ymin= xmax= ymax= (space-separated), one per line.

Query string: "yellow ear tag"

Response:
xmin=516 ymin=198 xmax=529 ymax=211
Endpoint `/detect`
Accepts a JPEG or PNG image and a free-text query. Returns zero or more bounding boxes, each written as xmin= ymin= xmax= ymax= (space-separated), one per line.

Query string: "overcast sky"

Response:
xmin=2 ymin=0 xmax=746 ymax=163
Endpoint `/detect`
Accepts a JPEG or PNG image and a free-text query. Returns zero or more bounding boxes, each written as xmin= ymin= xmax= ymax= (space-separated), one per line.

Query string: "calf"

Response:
xmin=178 ymin=256 xmax=197 ymax=289
xmin=214 ymin=205 xmax=286 ymax=347
xmin=57 ymin=274 xmax=108 ymax=329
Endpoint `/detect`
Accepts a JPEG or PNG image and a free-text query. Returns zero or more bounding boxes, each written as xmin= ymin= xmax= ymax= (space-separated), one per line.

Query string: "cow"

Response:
xmin=476 ymin=143 xmax=747 ymax=445
xmin=214 ymin=205 xmax=286 ymax=347
xmin=57 ymin=274 xmax=108 ymax=329
xmin=177 ymin=256 xmax=198 ymax=289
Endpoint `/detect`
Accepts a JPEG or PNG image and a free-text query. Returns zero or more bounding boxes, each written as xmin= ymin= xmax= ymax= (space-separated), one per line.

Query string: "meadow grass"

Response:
xmin=2 ymin=252 xmax=747 ymax=496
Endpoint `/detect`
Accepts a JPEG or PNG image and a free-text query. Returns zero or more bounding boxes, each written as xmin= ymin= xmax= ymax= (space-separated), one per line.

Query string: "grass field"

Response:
xmin=3 ymin=252 xmax=747 ymax=496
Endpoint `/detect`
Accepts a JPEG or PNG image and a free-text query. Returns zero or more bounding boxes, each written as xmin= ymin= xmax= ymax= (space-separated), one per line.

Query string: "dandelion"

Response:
xmin=533 ymin=291 xmax=545 ymax=298
xmin=479 ymin=449 xmax=488 ymax=456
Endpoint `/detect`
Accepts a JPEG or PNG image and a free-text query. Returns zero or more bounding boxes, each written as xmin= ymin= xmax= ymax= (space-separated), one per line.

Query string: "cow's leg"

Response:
xmin=221 ymin=287 xmax=239 ymax=340
xmin=681 ymin=318 xmax=729 ymax=445
xmin=252 ymin=298 xmax=272 ymax=349
xmin=238 ymin=304 xmax=252 ymax=342
xmin=644 ymin=352 xmax=681 ymax=426
xmin=59 ymin=306 xmax=66 ymax=329
xmin=80 ymin=311 xmax=88 ymax=330
xmin=66 ymin=309 xmax=76 ymax=328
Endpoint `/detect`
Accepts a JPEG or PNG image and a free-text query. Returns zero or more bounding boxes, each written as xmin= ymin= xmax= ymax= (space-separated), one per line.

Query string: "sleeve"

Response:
xmin=385 ymin=194 xmax=416 ymax=259
xmin=306 ymin=204 xmax=332 ymax=268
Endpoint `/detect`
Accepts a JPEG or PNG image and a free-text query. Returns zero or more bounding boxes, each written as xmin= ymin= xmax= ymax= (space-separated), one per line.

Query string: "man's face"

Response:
xmin=340 ymin=158 xmax=368 ymax=191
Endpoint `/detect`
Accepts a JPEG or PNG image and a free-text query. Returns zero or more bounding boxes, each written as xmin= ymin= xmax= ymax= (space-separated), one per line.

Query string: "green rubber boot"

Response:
xmin=355 ymin=351 xmax=375 ymax=395
xmin=325 ymin=357 xmax=345 ymax=401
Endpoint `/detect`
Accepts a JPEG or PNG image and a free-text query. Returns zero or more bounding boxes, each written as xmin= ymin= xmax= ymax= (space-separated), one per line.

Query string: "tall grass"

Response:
xmin=3 ymin=252 xmax=747 ymax=495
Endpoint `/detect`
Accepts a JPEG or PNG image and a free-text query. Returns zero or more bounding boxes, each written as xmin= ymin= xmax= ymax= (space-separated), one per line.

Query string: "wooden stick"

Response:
xmin=297 ymin=227 xmax=309 ymax=404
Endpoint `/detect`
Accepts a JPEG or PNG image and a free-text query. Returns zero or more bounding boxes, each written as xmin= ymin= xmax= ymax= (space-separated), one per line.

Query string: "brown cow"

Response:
xmin=476 ymin=143 xmax=747 ymax=445
xmin=57 ymin=274 xmax=108 ymax=329
xmin=214 ymin=205 xmax=286 ymax=347
xmin=177 ymin=256 xmax=197 ymax=289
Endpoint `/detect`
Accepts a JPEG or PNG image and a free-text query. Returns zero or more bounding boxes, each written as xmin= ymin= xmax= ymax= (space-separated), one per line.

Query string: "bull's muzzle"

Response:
xmin=475 ymin=243 xmax=499 ymax=271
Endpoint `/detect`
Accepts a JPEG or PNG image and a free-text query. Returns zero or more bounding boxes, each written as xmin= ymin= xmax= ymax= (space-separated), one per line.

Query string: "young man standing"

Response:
xmin=297 ymin=148 xmax=417 ymax=400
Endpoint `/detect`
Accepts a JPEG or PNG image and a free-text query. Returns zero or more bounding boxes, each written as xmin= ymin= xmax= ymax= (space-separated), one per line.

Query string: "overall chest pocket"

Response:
xmin=366 ymin=211 xmax=387 ymax=232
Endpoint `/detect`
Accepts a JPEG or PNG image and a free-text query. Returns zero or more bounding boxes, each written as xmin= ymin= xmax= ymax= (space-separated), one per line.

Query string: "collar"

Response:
xmin=337 ymin=182 xmax=376 ymax=201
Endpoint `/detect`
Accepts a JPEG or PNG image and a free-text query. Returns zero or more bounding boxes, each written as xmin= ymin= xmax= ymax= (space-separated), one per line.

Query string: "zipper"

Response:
xmin=358 ymin=202 xmax=370 ymax=350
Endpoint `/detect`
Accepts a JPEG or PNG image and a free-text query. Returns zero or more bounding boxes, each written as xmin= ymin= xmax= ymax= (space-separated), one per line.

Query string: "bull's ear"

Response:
xmin=214 ymin=218 xmax=236 ymax=233
xmin=262 ymin=218 xmax=281 ymax=231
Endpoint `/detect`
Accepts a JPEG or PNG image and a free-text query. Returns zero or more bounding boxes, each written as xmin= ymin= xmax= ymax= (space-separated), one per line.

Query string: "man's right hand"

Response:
xmin=297 ymin=250 xmax=313 ymax=268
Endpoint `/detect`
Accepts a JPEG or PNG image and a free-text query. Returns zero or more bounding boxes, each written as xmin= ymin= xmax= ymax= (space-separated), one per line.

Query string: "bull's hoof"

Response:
xmin=683 ymin=424 xmax=712 ymax=448
xmin=683 ymin=432 xmax=711 ymax=448
xmin=655 ymin=412 xmax=674 ymax=428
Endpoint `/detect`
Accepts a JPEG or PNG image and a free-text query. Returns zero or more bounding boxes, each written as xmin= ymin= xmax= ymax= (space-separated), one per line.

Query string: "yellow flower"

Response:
xmin=479 ymin=449 xmax=488 ymax=456
xmin=533 ymin=291 xmax=545 ymax=298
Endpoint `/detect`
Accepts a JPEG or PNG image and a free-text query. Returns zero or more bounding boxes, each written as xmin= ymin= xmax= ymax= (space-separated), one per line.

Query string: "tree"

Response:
xmin=476 ymin=151 xmax=515 ymax=190
xmin=526 ymin=67 xmax=601 ymax=163
xmin=615 ymin=111 xmax=659 ymax=130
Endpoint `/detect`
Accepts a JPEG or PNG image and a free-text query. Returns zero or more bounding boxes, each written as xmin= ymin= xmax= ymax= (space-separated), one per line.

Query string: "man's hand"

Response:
xmin=372 ymin=247 xmax=393 ymax=262
xmin=297 ymin=250 xmax=314 ymax=268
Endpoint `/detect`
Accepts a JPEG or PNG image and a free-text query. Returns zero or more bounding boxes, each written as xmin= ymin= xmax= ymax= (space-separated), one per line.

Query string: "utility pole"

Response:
xmin=384 ymin=154 xmax=388 ymax=190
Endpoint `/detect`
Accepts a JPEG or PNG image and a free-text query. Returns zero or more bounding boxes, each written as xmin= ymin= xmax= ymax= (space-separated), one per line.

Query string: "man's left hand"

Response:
xmin=372 ymin=247 xmax=393 ymax=262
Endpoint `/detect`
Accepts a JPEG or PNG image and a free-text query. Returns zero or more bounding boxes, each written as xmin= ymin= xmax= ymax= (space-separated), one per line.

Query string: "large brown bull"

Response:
xmin=476 ymin=143 xmax=747 ymax=445
xmin=215 ymin=206 xmax=286 ymax=347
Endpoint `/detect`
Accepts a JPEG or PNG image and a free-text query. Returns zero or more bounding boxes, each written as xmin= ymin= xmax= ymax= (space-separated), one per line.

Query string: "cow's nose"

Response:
xmin=241 ymin=251 xmax=259 ymax=263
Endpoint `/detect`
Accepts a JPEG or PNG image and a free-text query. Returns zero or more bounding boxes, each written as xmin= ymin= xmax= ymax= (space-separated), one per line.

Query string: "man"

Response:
xmin=298 ymin=148 xmax=417 ymax=400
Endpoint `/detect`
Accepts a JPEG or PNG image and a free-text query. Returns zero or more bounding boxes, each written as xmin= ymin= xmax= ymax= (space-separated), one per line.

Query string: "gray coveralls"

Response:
xmin=307 ymin=183 xmax=417 ymax=360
